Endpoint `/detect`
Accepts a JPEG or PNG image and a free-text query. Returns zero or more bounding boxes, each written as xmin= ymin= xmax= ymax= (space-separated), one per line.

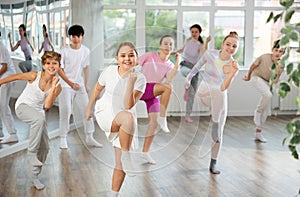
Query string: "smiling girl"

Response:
xmin=186 ymin=31 xmax=239 ymax=174
xmin=86 ymin=42 xmax=146 ymax=196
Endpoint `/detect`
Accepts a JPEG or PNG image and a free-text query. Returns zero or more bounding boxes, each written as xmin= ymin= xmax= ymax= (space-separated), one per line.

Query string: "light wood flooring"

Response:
xmin=0 ymin=115 xmax=299 ymax=197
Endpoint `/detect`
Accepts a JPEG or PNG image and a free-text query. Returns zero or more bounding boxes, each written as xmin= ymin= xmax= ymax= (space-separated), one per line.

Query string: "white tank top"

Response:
xmin=15 ymin=72 xmax=50 ymax=112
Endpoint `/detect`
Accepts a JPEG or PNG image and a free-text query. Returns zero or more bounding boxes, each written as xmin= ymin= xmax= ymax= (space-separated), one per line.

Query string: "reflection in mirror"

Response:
xmin=0 ymin=0 xmax=70 ymax=158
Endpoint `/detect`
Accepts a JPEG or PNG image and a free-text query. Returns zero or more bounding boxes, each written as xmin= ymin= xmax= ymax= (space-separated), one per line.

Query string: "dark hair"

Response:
xmin=116 ymin=42 xmax=138 ymax=56
xmin=190 ymin=24 xmax=204 ymax=44
xmin=273 ymin=40 xmax=281 ymax=49
xmin=19 ymin=24 xmax=27 ymax=37
xmin=68 ymin=25 xmax=84 ymax=37
xmin=41 ymin=51 xmax=61 ymax=65
xmin=223 ymin=31 xmax=239 ymax=43
xmin=159 ymin=35 xmax=173 ymax=45
xmin=43 ymin=24 xmax=48 ymax=38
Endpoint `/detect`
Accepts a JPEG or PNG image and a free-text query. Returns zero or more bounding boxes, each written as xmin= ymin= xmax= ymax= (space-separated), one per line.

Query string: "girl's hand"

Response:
xmin=128 ymin=69 xmax=137 ymax=84
xmin=174 ymin=52 xmax=181 ymax=63
xmin=206 ymin=35 xmax=211 ymax=43
xmin=223 ymin=60 xmax=239 ymax=75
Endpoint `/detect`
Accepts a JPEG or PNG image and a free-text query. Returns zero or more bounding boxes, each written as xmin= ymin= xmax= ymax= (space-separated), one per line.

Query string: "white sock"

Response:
xmin=111 ymin=190 xmax=119 ymax=197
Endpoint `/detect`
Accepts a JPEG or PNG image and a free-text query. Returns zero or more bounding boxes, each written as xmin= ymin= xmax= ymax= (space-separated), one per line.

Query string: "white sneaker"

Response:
xmin=254 ymin=110 xmax=262 ymax=127
xmin=60 ymin=137 xmax=68 ymax=149
xmin=158 ymin=117 xmax=170 ymax=133
xmin=0 ymin=134 xmax=18 ymax=144
xmin=32 ymin=178 xmax=45 ymax=190
xmin=255 ymin=132 xmax=267 ymax=143
xmin=141 ymin=152 xmax=156 ymax=164
xmin=85 ymin=135 xmax=103 ymax=147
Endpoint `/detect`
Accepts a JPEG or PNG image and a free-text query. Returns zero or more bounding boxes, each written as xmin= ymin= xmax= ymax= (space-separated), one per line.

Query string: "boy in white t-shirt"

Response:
xmin=58 ymin=25 xmax=102 ymax=149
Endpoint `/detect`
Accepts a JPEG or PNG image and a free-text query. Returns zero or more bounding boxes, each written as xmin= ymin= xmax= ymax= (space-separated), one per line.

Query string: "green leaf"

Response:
xmin=266 ymin=12 xmax=274 ymax=23
xmin=290 ymin=135 xmax=300 ymax=145
xmin=282 ymin=137 xmax=287 ymax=145
xmin=280 ymin=81 xmax=291 ymax=92
xmin=294 ymin=119 xmax=300 ymax=130
xmin=280 ymin=0 xmax=295 ymax=9
xmin=285 ymin=10 xmax=295 ymax=23
xmin=274 ymin=13 xmax=283 ymax=23
xmin=288 ymin=145 xmax=299 ymax=159
xmin=286 ymin=63 xmax=294 ymax=75
xmin=291 ymin=71 xmax=300 ymax=86
xmin=278 ymin=88 xmax=288 ymax=98
xmin=286 ymin=122 xmax=294 ymax=134
xmin=289 ymin=31 xmax=299 ymax=41
xmin=280 ymin=36 xmax=290 ymax=46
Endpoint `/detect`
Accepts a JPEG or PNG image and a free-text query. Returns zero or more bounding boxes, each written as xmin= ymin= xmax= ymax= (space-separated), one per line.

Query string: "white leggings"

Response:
xmin=197 ymin=82 xmax=228 ymax=159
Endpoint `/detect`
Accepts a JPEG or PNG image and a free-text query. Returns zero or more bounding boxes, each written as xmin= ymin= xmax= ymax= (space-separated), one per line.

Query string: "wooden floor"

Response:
xmin=0 ymin=115 xmax=299 ymax=197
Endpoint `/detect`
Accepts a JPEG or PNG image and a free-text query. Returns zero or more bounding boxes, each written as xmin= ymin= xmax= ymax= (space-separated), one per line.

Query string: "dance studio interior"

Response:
xmin=0 ymin=0 xmax=299 ymax=196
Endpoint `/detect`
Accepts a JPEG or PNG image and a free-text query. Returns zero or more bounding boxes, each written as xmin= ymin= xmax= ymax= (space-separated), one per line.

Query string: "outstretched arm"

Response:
xmin=47 ymin=37 xmax=55 ymax=51
xmin=26 ymin=36 xmax=35 ymax=52
xmin=243 ymin=63 xmax=258 ymax=81
xmin=0 ymin=72 xmax=35 ymax=86
xmin=38 ymin=43 xmax=44 ymax=54
xmin=86 ymin=82 xmax=105 ymax=120
xmin=8 ymin=33 xmax=20 ymax=52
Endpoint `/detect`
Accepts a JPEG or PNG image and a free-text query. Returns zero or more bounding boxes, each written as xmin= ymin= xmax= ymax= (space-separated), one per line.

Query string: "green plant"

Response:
xmin=267 ymin=0 xmax=300 ymax=161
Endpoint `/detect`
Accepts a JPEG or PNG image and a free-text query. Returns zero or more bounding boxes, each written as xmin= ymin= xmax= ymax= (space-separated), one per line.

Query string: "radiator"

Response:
xmin=279 ymin=85 xmax=299 ymax=111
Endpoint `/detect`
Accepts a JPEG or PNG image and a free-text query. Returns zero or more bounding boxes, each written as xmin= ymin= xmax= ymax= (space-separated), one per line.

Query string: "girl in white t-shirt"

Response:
xmin=86 ymin=42 xmax=146 ymax=196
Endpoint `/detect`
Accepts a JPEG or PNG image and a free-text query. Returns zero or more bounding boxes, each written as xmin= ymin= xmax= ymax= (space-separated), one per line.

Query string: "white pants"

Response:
xmin=16 ymin=104 xmax=49 ymax=176
xmin=197 ymin=82 xmax=228 ymax=159
xmin=250 ymin=76 xmax=272 ymax=127
xmin=0 ymin=83 xmax=17 ymax=135
xmin=59 ymin=87 xmax=95 ymax=137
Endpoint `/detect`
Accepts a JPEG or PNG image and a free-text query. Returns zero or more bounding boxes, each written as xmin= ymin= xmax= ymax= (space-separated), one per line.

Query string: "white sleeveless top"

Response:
xmin=15 ymin=72 xmax=50 ymax=112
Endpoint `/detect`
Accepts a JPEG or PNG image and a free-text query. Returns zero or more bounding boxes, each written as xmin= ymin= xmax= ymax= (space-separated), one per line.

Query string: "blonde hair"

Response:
xmin=223 ymin=31 xmax=239 ymax=43
xmin=41 ymin=51 xmax=61 ymax=65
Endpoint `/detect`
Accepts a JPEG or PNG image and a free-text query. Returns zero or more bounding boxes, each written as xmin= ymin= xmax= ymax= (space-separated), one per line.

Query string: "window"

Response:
xmin=103 ymin=9 xmax=136 ymax=59
xmin=0 ymin=0 xmax=70 ymax=60
xmin=101 ymin=0 xmax=288 ymax=69
xmin=214 ymin=10 xmax=245 ymax=66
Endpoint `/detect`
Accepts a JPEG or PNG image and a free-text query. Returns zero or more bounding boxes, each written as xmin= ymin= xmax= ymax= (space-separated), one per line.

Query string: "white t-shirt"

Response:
xmin=94 ymin=65 xmax=146 ymax=148
xmin=0 ymin=41 xmax=16 ymax=79
xmin=60 ymin=44 xmax=90 ymax=87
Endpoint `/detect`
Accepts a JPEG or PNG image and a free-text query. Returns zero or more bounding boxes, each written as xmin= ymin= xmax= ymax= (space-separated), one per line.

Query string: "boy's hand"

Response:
xmin=85 ymin=108 xmax=93 ymax=120
xmin=72 ymin=83 xmax=80 ymax=90
xmin=52 ymin=76 xmax=60 ymax=88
